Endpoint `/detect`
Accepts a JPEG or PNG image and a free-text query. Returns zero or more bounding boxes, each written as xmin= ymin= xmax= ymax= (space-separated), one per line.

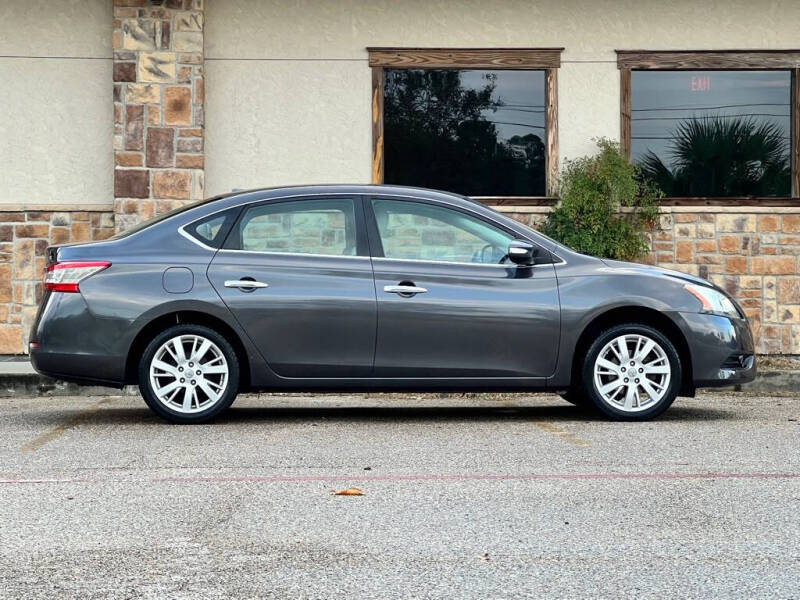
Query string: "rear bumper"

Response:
xmin=29 ymin=292 xmax=127 ymax=386
xmin=677 ymin=312 xmax=756 ymax=388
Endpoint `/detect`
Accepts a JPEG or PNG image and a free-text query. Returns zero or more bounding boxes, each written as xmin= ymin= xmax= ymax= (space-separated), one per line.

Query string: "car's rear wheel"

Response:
xmin=581 ymin=323 xmax=681 ymax=421
xmin=138 ymin=324 xmax=239 ymax=424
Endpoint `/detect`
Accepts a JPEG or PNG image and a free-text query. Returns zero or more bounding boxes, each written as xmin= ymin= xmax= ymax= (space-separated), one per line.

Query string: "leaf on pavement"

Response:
xmin=331 ymin=487 xmax=364 ymax=496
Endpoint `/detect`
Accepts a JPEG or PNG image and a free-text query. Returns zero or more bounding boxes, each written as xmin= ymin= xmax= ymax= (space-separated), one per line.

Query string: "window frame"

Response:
xmin=617 ymin=49 xmax=800 ymax=206
xmin=368 ymin=47 xmax=563 ymax=205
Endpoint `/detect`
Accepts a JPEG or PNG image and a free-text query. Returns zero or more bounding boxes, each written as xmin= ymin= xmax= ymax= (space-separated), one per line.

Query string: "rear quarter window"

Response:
xmin=183 ymin=208 xmax=240 ymax=249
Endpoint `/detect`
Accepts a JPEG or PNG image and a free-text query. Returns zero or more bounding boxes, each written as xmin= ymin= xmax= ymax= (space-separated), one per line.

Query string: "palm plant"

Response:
xmin=638 ymin=116 xmax=790 ymax=196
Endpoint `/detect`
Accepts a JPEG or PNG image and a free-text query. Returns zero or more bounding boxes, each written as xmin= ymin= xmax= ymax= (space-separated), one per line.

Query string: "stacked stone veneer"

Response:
xmin=0 ymin=210 xmax=116 ymax=353
xmin=506 ymin=208 xmax=800 ymax=354
xmin=112 ymin=0 xmax=204 ymax=232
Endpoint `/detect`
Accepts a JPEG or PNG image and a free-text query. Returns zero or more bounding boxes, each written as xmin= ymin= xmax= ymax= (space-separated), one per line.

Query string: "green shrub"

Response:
xmin=540 ymin=139 xmax=662 ymax=261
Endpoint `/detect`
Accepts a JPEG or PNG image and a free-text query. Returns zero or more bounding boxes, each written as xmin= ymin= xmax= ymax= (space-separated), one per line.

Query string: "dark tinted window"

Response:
xmin=383 ymin=69 xmax=546 ymax=197
xmin=632 ymin=70 xmax=791 ymax=197
xmin=183 ymin=208 xmax=239 ymax=248
xmin=228 ymin=198 xmax=357 ymax=256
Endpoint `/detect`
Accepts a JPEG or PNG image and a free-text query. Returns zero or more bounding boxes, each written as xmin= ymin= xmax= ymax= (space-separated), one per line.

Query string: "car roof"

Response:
xmin=218 ymin=184 xmax=474 ymax=206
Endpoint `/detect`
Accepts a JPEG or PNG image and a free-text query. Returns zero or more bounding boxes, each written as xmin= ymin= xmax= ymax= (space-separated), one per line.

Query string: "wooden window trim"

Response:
xmin=369 ymin=48 xmax=563 ymax=200
xmin=617 ymin=49 xmax=800 ymax=206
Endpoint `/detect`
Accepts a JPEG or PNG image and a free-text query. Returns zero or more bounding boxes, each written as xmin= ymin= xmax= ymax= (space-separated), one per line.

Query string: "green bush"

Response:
xmin=540 ymin=139 xmax=662 ymax=261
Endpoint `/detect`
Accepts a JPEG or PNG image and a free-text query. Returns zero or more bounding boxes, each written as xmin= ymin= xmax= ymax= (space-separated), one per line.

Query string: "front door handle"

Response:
xmin=383 ymin=284 xmax=427 ymax=295
xmin=224 ymin=279 xmax=269 ymax=290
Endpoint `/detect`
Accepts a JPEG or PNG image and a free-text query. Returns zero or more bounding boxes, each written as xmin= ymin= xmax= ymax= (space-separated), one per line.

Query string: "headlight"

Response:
xmin=684 ymin=283 xmax=740 ymax=318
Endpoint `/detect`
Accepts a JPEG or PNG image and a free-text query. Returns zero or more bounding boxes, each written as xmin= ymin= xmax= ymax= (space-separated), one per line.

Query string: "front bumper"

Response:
xmin=677 ymin=312 xmax=756 ymax=388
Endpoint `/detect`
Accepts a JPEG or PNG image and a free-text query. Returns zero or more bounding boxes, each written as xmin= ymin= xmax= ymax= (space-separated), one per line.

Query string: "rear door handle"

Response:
xmin=383 ymin=285 xmax=427 ymax=295
xmin=224 ymin=279 xmax=269 ymax=289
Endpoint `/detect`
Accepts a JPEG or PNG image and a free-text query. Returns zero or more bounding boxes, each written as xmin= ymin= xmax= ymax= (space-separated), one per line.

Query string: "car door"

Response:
xmin=366 ymin=196 xmax=560 ymax=378
xmin=207 ymin=195 xmax=376 ymax=377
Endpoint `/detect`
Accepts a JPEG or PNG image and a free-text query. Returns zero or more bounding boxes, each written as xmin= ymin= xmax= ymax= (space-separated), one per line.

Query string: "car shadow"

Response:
xmin=44 ymin=400 xmax=737 ymax=426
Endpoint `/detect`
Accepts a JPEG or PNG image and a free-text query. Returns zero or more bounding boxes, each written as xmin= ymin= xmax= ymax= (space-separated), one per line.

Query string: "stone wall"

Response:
xmin=0 ymin=209 xmax=115 ymax=353
xmin=112 ymin=0 xmax=205 ymax=232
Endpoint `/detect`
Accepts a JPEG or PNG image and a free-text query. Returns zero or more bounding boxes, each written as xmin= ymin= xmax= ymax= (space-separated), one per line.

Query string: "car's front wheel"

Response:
xmin=582 ymin=323 xmax=681 ymax=421
xmin=138 ymin=324 xmax=240 ymax=424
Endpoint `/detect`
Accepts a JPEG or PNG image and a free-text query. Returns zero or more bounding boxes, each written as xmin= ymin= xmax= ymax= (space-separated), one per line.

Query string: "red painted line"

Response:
xmin=1 ymin=472 xmax=799 ymax=485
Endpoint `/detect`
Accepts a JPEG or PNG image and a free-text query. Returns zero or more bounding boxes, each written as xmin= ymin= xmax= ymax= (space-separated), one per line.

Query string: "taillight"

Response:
xmin=44 ymin=261 xmax=111 ymax=293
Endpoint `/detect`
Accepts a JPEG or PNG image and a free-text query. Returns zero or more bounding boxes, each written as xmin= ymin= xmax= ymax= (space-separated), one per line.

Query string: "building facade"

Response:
xmin=2 ymin=0 xmax=800 ymax=354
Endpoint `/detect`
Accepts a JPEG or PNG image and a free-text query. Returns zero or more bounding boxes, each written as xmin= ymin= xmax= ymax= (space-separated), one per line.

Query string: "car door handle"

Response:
xmin=383 ymin=284 xmax=427 ymax=295
xmin=224 ymin=279 xmax=269 ymax=289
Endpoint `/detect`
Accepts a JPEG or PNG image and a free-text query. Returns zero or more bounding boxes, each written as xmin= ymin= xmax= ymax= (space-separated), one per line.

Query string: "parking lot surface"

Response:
xmin=1 ymin=392 xmax=798 ymax=599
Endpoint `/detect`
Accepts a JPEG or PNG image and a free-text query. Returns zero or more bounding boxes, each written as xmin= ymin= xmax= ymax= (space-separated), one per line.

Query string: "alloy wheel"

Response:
xmin=592 ymin=333 xmax=671 ymax=413
xmin=148 ymin=334 xmax=229 ymax=414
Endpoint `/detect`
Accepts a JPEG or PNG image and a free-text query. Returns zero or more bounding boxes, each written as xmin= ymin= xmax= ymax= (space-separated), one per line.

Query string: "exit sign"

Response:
xmin=691 ymin=76 xmax=711 ymax=91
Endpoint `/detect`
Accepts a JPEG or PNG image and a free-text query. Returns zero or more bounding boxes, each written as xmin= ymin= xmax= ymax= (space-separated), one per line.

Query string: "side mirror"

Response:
xmin=507 ymin=240 xmax=537 ymax=266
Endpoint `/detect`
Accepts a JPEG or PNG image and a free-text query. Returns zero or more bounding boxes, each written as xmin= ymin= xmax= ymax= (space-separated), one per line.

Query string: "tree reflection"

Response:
xmin=638 ymin=116 xmax=790 ymax=196
xmin=383 ymin=70 xmax=546 ymax=196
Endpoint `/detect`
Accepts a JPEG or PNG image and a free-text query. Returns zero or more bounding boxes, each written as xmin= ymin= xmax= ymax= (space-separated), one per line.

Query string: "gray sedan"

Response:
xmin=30 ymin=185 xmax=755 ymax=423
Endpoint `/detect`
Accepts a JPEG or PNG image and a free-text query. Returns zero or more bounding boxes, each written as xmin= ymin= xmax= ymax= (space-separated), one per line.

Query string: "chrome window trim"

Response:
xmin=177 ymin=226 xmax=217 ymax=251
xmin=177 ymin=190 xmax=566 ymax=265
xmin=217 ymin=248 xmax=370 ymax=260
xmin=371 ymin=256 xmax=558 ymax=269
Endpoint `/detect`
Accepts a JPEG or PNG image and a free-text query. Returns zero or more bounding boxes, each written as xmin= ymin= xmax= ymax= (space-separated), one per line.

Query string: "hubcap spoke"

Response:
xmin=624 ymin=385 xmax=637 ymax=409
xmin=192 ymin=339 xmax=211 ymax=363
xmin=197 ymin=378 xmax=219 ymax=401
xmin=152 ymin=359 xmax=180 ymax=377
xmin=593 ymin=333 xmax=671 ymax=413
xmin=182 ymin=386 xmax=194 ymax=411
xmin=149 ymin=334 xmax=229 ymax=414
xmin=156 ymin=380 xmax=181 ymax=397
xmin=635 ymin=340 xmax=655 ymax=362
xmin=599 ymin=379 xmax=625 ymax=395
xmin=640 ymin=379 xmax=661 ymax=401
xmin=172 ymin=338 xmax=187 ymax=361
xmin=616 ymin=337 xmax=630 ymax=361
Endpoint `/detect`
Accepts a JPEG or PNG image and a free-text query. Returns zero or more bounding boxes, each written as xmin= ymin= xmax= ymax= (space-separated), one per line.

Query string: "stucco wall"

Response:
xmin=0 ymin=0 xmax=112 ymax=209
xmin=205 ymin=0 xmax=800 ymax=195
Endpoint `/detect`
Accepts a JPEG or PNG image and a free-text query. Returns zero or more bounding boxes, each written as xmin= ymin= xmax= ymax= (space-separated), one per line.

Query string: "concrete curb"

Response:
xmin=0 ymin=371 xmax=797 ymax=398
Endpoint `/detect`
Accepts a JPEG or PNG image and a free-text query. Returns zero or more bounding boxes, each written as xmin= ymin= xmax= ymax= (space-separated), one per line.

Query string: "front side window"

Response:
xmin=383 ymin=69 xmax=547 ymax=197
xmin=631 ymin=70 xmax=792 ymax=197
xmin=371 ymin=199 xmax=515 ymax=264
xmin=229 ymin=198 xmax=357 ymax=256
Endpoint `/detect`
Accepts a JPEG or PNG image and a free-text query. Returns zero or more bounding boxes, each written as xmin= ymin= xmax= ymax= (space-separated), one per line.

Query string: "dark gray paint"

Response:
xmin=30 ymin=184 xmax=755 ymax=393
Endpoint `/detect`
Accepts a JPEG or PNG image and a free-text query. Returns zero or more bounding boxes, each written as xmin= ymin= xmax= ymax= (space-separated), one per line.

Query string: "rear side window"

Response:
xmin=183 ymin=208 xmax=239 ymax=249
xmin=226 ymin=198 xmax=358 ymax=256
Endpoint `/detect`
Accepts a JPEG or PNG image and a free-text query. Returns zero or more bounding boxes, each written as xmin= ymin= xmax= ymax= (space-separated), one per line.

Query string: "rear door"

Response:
xmin=207 ymin=195 xmax=376 ymax=377
xmin=366 ymin=196 xmax=560 ymax=378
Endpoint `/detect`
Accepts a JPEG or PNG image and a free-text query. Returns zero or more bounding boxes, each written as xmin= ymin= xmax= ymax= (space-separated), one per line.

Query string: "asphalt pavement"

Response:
xmin=1 ymin=392 xmax=798 ymax=599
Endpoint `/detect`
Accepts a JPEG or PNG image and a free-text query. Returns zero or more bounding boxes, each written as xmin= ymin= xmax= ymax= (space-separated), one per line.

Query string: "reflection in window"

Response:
xmin=383 ymin=69 xmax=546 ymax=197
xmin=632 ymin=70 xmax=791 ymax=197
xmin=372 ymin=199 xmax=515 ymax=264
xmin=235 ymin=199 xmax=357 ymax=256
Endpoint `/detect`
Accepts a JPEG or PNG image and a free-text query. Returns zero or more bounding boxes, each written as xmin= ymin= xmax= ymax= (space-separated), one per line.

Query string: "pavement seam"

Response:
xmin=19 ymin=398 xmax=113 ymax=452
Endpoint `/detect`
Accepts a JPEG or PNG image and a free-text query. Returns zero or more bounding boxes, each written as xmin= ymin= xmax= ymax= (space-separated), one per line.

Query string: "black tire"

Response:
xmin=558 ymin=389 xmax=587 ymax=406
xmin=138 ymin=324 xmax=240 ymax=424
xmin=581 ymin=323 xmax=681 ymax=421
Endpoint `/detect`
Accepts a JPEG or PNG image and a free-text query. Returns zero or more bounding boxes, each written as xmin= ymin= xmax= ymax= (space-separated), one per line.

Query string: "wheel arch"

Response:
xmin=570 ymin=306 xmax=694 ymax=396
xmin=124 ymin=310 xmax=251 ymax=391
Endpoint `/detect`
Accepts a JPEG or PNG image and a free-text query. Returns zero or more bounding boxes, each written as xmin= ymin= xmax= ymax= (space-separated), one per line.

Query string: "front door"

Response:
xmin=367 ymin=197 xmax=560 ymax=378
xmin=208 ymin=196 xmax=376 ymax=377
